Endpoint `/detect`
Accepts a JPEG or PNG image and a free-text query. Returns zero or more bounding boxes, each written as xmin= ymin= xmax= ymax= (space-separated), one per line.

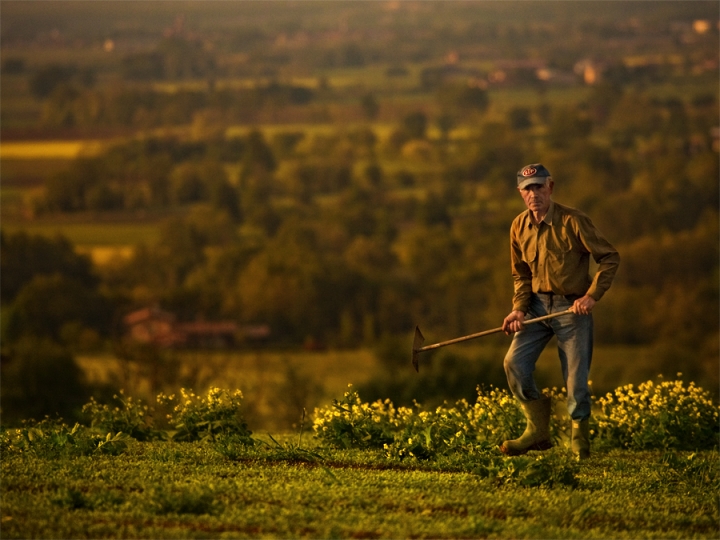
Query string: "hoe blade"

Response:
xmin=412 ymin=326 xmax=425 ymax=372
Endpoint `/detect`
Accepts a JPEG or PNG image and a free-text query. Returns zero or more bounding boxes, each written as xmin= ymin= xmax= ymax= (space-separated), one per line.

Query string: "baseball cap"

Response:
xmin=517 ymin=163 xmax=552 ymax=189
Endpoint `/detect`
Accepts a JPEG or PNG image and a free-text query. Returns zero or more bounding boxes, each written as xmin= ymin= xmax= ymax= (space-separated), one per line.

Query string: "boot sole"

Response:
xmin=499 ymin=439 xmax=552 ymax=456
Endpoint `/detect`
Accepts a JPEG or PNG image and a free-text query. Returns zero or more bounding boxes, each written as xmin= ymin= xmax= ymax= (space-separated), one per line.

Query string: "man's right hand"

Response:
xmin=502 ymin=310 xmax=526 ymax=335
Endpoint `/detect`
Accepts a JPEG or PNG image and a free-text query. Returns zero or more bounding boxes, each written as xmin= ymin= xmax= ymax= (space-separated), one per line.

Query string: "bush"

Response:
xmin=596 ymin=377 xmax=719 ymax=450
xmin=157 ymin=387 xmax=253 ymax=442
xmin=314 ymin=384 xmax=556 ymax=456
xmin=312 ymin=386 xmax=395 ymax=449
xmin=82 ymin=390 xmax=160 ymax=441
xmin=315 ymin=380 xmax=720 ymax=458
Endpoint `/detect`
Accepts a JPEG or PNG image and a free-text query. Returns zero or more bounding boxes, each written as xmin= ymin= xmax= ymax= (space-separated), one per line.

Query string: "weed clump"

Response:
xmin=596 ymin=377 xmax=719 ymax=450
xmin=82 ymin=390 xmax=159 ymax=441
xmin=1 ymin=418 xmax=131 ymax=458
xmin=158 ymin=387 xmax=253 ymax=443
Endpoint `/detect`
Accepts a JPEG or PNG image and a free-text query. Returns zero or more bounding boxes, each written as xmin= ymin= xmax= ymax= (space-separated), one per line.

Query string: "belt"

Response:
xmin=535 ymin=291 xmax=582 ymax=301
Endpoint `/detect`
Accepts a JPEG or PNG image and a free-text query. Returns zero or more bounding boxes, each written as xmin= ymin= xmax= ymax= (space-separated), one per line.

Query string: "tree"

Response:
xmin=30 ymin=64 xmax=75 ymax=98
xmin=403 ymin=111 xmax=428 ymax=140
xmin=0 ymin=337 xmax=90 ymax=423
xmin=361 ymin=93 xmax=380 ymax=121
xmin=0 ymin=231 xmax=97 ymax=303
xmin=4 ymin=274 xmax=112 ymax=346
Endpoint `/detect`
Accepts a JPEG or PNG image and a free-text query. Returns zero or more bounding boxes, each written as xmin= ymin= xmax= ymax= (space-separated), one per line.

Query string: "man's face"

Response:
xmin=519 ymin=181 xmax=554 ymax=216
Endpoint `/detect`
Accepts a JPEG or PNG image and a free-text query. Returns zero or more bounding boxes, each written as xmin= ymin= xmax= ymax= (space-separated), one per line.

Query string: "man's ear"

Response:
xmin=547 ymin=180 xmax=555 ymax=194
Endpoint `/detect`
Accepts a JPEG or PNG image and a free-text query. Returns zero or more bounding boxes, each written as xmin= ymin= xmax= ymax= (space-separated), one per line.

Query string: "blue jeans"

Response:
xmin=503 ymin=293 xmax=593 ymax=421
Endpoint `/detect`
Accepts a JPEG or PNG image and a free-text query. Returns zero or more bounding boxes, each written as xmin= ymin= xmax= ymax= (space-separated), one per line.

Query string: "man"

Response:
xmin=499 ymin=163 xmax=619 ymax=459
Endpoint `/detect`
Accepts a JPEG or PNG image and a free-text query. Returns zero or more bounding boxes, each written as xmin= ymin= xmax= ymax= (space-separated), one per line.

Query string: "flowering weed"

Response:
xmin=312 ymin=386 xmax=395 ymax=449
xmin=596 ymin=377 xmax=719 ymax=450
xmin=157 ymin=387 xmax=253 ymax=443
xmin=82 ymin=390 xmax=160 ymax=441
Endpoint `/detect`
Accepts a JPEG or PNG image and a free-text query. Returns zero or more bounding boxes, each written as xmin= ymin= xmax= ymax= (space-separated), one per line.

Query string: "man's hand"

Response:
xmin=502 ymin=310 xmax=526 ymax=335
xmin=572 ymin=295 xmax=596 ymax=315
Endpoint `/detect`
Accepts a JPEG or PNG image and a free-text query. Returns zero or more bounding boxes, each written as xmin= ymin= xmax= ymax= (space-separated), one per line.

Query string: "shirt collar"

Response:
xmin=526 ymin=200 xmax=555 ymax=228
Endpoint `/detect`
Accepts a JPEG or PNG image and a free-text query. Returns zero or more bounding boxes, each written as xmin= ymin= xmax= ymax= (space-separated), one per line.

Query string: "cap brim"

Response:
xmin=518 ymin=177 xmax=548 ymax=189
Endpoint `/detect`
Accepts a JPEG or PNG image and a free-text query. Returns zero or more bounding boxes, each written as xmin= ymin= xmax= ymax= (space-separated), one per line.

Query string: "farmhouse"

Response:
xmin=123 ymin=307 xmax=269 ymax=349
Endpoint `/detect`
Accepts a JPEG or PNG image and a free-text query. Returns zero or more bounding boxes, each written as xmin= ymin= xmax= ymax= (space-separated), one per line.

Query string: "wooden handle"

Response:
xmin=416 ymin=308 xmax=573 ymax=353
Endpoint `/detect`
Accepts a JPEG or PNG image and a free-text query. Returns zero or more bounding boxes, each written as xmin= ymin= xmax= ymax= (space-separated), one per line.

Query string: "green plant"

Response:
xmin=596 ymin=377 xmax=719 ymax=450
xmin=314 ymin=385 xmax=551 ymax=456
xmin=660 ymin=450 xmax=720 ymax=491
xmin=82 ymin=390 xmax=160 ymax=441
xmin=148 ymin=483 xmax=220 ymax=516
xmin=471 ymin=450 xmax=579 ymax=488
xmin=2 ymin=418 xmax=130 ymax=458
xmin=157 ymin=387 xmax=252 ymax=442
xmin=312 ymin=385 xmax=395 ymax=449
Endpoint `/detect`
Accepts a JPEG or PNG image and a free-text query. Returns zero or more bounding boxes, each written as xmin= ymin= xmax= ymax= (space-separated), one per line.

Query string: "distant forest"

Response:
xmin=1 ymin=1 xmax=718 ymax=419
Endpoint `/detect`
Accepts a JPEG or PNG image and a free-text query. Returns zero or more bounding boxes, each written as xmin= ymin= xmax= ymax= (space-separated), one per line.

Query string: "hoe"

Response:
xmin=412 ymin=308 xmax=573 ymax=372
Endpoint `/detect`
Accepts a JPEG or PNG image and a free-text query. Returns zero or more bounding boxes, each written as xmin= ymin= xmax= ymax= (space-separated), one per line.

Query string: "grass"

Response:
xmin=1 ymin=440 xmax=716 ymax=539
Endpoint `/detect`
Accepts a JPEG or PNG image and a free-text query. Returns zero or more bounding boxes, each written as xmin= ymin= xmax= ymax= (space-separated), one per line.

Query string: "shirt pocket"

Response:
xmin=519 ymin=235 xmax=537 ymax=263
xmin=547 ymin=236 xmax=587 ymax=277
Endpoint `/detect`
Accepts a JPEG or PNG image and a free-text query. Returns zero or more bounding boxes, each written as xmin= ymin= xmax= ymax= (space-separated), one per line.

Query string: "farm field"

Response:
xmin=0 ymin=221 xmax=161 ymax=247
xmin=1 ymin=9 xmax=717 ymax=538
xmin=0 ymin=140 xmax=107 ymax=160
xmin=76 ymin=343 xmax=705 ymax=399
xmin=2 ymin=439 xmax=717 ymax=539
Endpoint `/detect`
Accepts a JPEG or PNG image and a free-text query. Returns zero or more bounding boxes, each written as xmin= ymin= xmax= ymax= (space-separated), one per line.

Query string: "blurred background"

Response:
xmin=1 ymin=1 xmax=717 ymax=430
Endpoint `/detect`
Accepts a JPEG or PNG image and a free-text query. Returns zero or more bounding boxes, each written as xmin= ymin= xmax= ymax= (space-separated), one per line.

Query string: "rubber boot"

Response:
xmin=499 ymin=395 xmax=553 ymax=456
xmin=571 ymin=419 xmax=591 ymax=460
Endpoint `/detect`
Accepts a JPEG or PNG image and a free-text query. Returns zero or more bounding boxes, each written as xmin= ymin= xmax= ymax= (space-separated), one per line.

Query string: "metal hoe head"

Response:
xmin=412 ymin=326 xmax=425 ymax=372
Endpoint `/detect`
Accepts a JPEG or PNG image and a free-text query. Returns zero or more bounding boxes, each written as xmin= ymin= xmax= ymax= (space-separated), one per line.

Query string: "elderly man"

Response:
xmin=499 ymin=163 xmax=620 ymax=459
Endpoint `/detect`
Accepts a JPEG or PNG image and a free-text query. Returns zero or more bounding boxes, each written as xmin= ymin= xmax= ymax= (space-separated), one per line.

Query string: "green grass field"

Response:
xmin=1 ymin=440 xmax=716 ymax=539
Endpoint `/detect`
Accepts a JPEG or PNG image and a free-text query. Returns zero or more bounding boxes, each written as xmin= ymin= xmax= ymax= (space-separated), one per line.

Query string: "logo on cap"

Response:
xmin=522 ymin=167 xmax=537 ymax=177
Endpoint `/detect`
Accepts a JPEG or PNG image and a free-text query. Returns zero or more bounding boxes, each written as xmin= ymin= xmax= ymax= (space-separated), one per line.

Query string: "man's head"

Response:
xmin=517 ymin=163 xmax=554 ymax=217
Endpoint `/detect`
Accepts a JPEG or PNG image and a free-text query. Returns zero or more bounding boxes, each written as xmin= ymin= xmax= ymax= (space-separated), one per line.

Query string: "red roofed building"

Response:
xmin=123 ymin=307 xmax=269 ymax=349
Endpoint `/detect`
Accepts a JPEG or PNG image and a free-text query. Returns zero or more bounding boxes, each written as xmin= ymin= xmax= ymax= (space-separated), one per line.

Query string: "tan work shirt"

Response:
xmin=510 ymin=201 xmax=620 ymax=313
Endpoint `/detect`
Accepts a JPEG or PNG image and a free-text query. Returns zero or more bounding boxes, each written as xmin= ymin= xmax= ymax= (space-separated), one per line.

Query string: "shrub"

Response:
xmin=315 ymin=380 xmax=719 ymax=458
xmin=1 ymin=418 xmax=130 ymax=458
xmin=82 ymin=390 xmax=160 ymax=441
xmin=312 ymin=385 xmax=395 ymax=449
xmin=596 ymin=377 xmax=719 ymax=450
xmin=157 ymin=387 xmax=253 ymax=442
xmin=314 ymin=384 xmax=551 ymax=455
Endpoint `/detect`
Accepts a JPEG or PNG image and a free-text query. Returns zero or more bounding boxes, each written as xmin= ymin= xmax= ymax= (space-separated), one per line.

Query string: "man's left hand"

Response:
xmin=572 ymin=295 xmax=596 ymax=315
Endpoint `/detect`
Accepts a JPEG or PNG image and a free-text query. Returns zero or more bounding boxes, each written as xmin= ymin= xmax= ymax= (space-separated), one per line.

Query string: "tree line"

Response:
xmin=7 ymin=83 xmax=718 ymax=366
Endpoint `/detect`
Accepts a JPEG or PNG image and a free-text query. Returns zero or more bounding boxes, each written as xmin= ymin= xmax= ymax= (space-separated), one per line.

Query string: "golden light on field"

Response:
xmin=76 ymin=246 xmax=135 ymax=266
xmin=0 ymin=141 xmax=105 ymax=160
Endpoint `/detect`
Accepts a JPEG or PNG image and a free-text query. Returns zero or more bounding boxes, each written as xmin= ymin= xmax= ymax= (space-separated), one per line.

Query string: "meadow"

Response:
xmin=1 ymin=380 xmax=717 ymax=539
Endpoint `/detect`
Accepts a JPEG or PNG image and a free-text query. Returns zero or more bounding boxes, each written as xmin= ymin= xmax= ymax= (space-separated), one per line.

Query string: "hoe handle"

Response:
xmin=416 ymin=308 xmax=574 ymax=353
